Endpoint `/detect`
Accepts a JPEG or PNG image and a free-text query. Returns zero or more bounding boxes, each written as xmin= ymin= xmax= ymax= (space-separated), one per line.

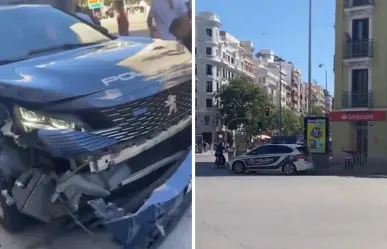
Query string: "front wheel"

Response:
xmin=283 ymin=163 xmax=297 ymax=175
xmin=232 ymin=161 xmax=246 ymax=174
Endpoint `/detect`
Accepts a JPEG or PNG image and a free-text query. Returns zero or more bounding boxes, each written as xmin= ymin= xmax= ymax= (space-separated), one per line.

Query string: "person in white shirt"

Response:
xmin=147 ymin=0 xmax=188 ymax=41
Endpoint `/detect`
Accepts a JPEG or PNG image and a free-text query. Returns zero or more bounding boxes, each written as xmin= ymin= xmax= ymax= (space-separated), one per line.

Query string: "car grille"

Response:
xmin=97 ymin=80 xmax=191 ymax=142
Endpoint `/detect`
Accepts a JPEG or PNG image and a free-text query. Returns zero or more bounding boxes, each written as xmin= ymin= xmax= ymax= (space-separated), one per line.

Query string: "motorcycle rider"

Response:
xmin=215 ymin=141 xmax=226 ymax=165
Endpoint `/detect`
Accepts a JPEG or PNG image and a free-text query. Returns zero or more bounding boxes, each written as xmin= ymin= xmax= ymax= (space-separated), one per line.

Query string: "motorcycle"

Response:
xmin=214 ymin=156 xmax=225 ymax=168
xmin=214 ymin=151 xmax=226 ymax=168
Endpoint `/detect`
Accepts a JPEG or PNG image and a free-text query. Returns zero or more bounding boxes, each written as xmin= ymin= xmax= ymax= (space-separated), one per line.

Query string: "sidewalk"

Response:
xmin=100 ymin=12 xmax=148 ymax=36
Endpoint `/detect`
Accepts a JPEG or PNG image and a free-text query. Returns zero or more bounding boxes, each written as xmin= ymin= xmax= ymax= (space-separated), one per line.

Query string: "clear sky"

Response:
xmin=196 ymin=0 xmax=335 ymax=94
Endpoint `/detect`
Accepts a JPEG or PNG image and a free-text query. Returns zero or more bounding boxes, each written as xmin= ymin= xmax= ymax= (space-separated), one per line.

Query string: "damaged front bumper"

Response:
xmin=88 ymin=149 xmax=192 ymax=249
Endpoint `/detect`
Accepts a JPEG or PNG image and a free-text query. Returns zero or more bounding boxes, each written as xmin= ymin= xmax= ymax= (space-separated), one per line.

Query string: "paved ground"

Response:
xmin=195 ymin=154 xmax=387 ymax=249
xmin=101 ymin=12 xmax=149 ymax=37
xmin=0 ymin=207 xmax=191 ymax=249
xmin=0 ymin=13 xmax=155 ymax=249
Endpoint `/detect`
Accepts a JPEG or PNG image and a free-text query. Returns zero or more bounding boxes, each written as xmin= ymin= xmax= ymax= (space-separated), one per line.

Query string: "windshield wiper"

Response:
xmin=27 ymin=42 xmax=105 ymax=56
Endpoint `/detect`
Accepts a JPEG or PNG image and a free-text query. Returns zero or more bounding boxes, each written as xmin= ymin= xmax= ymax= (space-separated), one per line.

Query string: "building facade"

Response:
xmin=332 ymin=0 xmax=387 ymax=155
xmin=291 ymin=65 xmax=302 ymax=112
xmin=195 ymin=12 xmax=255 ymax=144
xmin=255 ymin=49 xmax=291 ymax=108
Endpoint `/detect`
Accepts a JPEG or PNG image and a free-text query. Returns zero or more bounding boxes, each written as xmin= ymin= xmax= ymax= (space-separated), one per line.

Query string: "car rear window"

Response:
xmin=296 ymin=146 xmax=309 ymax=155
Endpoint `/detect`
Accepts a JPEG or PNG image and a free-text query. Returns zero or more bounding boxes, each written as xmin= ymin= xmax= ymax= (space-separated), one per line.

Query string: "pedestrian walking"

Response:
xmin=147 ymin=0 xmax=191 ymax=52
xmin=114 ymin=0 xmax=129 ymax=36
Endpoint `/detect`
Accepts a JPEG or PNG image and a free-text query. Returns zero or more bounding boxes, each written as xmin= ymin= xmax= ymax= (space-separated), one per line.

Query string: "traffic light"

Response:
xmin=258 ymin=122 xmax=263 ymax=132
xmin=265 ymin=107 xmax=270 ymax=116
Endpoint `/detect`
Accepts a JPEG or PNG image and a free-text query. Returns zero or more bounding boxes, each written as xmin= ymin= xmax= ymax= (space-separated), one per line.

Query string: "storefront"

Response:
xmin=328 ymin=111 xmax=387 ymax=156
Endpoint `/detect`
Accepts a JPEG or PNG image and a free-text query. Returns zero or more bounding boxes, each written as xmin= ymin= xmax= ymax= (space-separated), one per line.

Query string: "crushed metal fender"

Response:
xmin=88 ymin=150 xmax=192 ymax=249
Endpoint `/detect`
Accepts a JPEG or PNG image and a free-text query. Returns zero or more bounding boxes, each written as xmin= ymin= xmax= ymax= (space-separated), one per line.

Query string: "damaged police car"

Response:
xmin=0 ymin=3 xmax=192 ymax=239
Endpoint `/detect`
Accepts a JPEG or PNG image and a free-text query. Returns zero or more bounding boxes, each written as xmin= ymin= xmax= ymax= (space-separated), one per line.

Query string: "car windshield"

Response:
xmin=0 ymin=5 xmax=111 ymax=63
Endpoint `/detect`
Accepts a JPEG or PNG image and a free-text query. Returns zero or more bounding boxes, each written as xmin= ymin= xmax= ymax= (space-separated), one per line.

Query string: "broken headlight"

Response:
xmin=15 ymin=107 xmax=87 ymax=132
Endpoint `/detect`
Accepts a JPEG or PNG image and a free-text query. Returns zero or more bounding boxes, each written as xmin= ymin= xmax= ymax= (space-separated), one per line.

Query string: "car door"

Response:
xmin=247 ymin=145 xmax=291 ymax=172
xmin=243 ymin=146 xmax=270 ymax=170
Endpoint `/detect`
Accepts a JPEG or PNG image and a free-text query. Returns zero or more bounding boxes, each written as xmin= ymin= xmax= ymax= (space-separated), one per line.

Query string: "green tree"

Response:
xmin=268 ymin=109 xmax=302 ymax=135
xmin=298 ymin=105 xmax=325 ymax=130
xmin=283 ymin=109 xmax=302 ymax=135
xmin=311 ymin=105 xmax=324 ymax=116
xmin=216 ymin=78 xmax=274 ymax=134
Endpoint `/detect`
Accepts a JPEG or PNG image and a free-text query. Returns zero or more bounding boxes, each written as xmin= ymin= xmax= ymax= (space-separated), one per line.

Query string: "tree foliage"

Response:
xmin=311 ymin=105 xmax=324 ymax=117
xmin=216 ymin=78 xmax=327 ymax=137
xmin=216 ymin=78 xmax=274 ymax=133
xmin=265 ymin=108 xmax=302 ymax=135
xmin=298 ymin=105 xmax=326 ymax=130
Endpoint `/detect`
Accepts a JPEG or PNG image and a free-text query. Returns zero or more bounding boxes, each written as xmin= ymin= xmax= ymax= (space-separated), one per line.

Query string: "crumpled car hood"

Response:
xmin=89 ymin=150 xmax=192 ymax=249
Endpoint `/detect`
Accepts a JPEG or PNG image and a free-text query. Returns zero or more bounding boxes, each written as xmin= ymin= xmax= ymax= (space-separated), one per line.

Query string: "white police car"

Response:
xmin=228 ymin=144 xmax=313 ymax=175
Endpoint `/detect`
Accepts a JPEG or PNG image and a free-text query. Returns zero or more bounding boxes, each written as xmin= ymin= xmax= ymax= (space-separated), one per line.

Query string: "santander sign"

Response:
xmin=341 ymin=113 xmax=375 ymax=121
xmin=329 ymin=111 xmax=386 ymax=122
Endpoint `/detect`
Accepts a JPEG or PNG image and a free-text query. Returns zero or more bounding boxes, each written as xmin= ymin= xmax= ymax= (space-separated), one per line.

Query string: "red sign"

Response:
xmin=327 ymin=111 xmax=386 ymax=122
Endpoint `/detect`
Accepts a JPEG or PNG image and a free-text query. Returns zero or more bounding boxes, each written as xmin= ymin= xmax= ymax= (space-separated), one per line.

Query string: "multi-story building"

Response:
xmin=332 ymin=0 xmax=386 ymax=155
xmin=255 ymin=51 xmax=314 ymax=115
xmin=299 ymin=83 xmax=308 ymax=113
xmin=312 ymin=82 xmax=327 ymax=110
xmin=290 ymin=65 xmax=302 ymax=112
xmin=255 ymin=59 xmax=279 ymax=103
xmin=281 ymin=62 xmax=293 ymax=108
xmin=195 ymin=12 xmax=255 ymax=144
xmin=255 ymin=49 xmax=295 ymax=109
xmin=301 ymin=82 xmax=330 ymax=114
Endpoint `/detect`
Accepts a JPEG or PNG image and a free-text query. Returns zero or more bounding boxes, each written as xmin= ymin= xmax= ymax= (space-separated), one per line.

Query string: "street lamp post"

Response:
xmin=318 ymin=63 xmax=329 ymax=112
xmin=307 ymin=0 xmax=313 ymax=115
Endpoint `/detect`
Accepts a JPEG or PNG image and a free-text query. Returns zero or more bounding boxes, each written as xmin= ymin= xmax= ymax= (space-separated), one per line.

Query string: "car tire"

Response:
xmin=282 ymin=163 xmax=297 ymax=175
xmin=0 ymin=180 xmax=26 ymax=233
xmin=232 ymin=161 xmax=246 ymax=174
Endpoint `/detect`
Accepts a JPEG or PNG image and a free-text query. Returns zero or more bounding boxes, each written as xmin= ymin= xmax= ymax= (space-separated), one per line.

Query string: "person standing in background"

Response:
xmin=147 ymin=0 xmax=191 ymax=52
xmin=114 ymin=0 xmax=129 ymax=36
xmin=169 ymin=9 xmax=191 ymax=52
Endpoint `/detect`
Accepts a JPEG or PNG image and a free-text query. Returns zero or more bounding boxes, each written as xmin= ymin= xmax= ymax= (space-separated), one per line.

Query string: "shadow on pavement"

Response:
xmin=312 ymin=172 xmax=387 ymax=180
xmin=195 ymin=162 xmax=387 ymax=179
xmin=195 ymin=162 xmax=309 ymax=178
xmin=195 ymin=162 xmax=235 ymax=177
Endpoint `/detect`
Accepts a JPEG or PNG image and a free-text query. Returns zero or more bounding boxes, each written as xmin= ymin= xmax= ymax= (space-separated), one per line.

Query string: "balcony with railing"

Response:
xmin=342 ymin=91 xmax=373 ymax=108
xmin=343 ymin=40 xmax=373 ymax=59
xmin=344 ymin=0 xmax=374 ymax=9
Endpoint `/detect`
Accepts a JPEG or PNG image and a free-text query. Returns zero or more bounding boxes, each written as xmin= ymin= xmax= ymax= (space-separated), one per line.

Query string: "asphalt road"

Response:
xmin=0 ymin=13 xmax=154 ymax=249
xmin=195 ymin=154 xmax=387 ymax=249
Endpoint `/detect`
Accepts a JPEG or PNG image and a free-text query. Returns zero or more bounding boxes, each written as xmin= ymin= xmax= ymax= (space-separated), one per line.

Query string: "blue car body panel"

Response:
xmin=88 ymin=150 xmax=192 ymax=249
